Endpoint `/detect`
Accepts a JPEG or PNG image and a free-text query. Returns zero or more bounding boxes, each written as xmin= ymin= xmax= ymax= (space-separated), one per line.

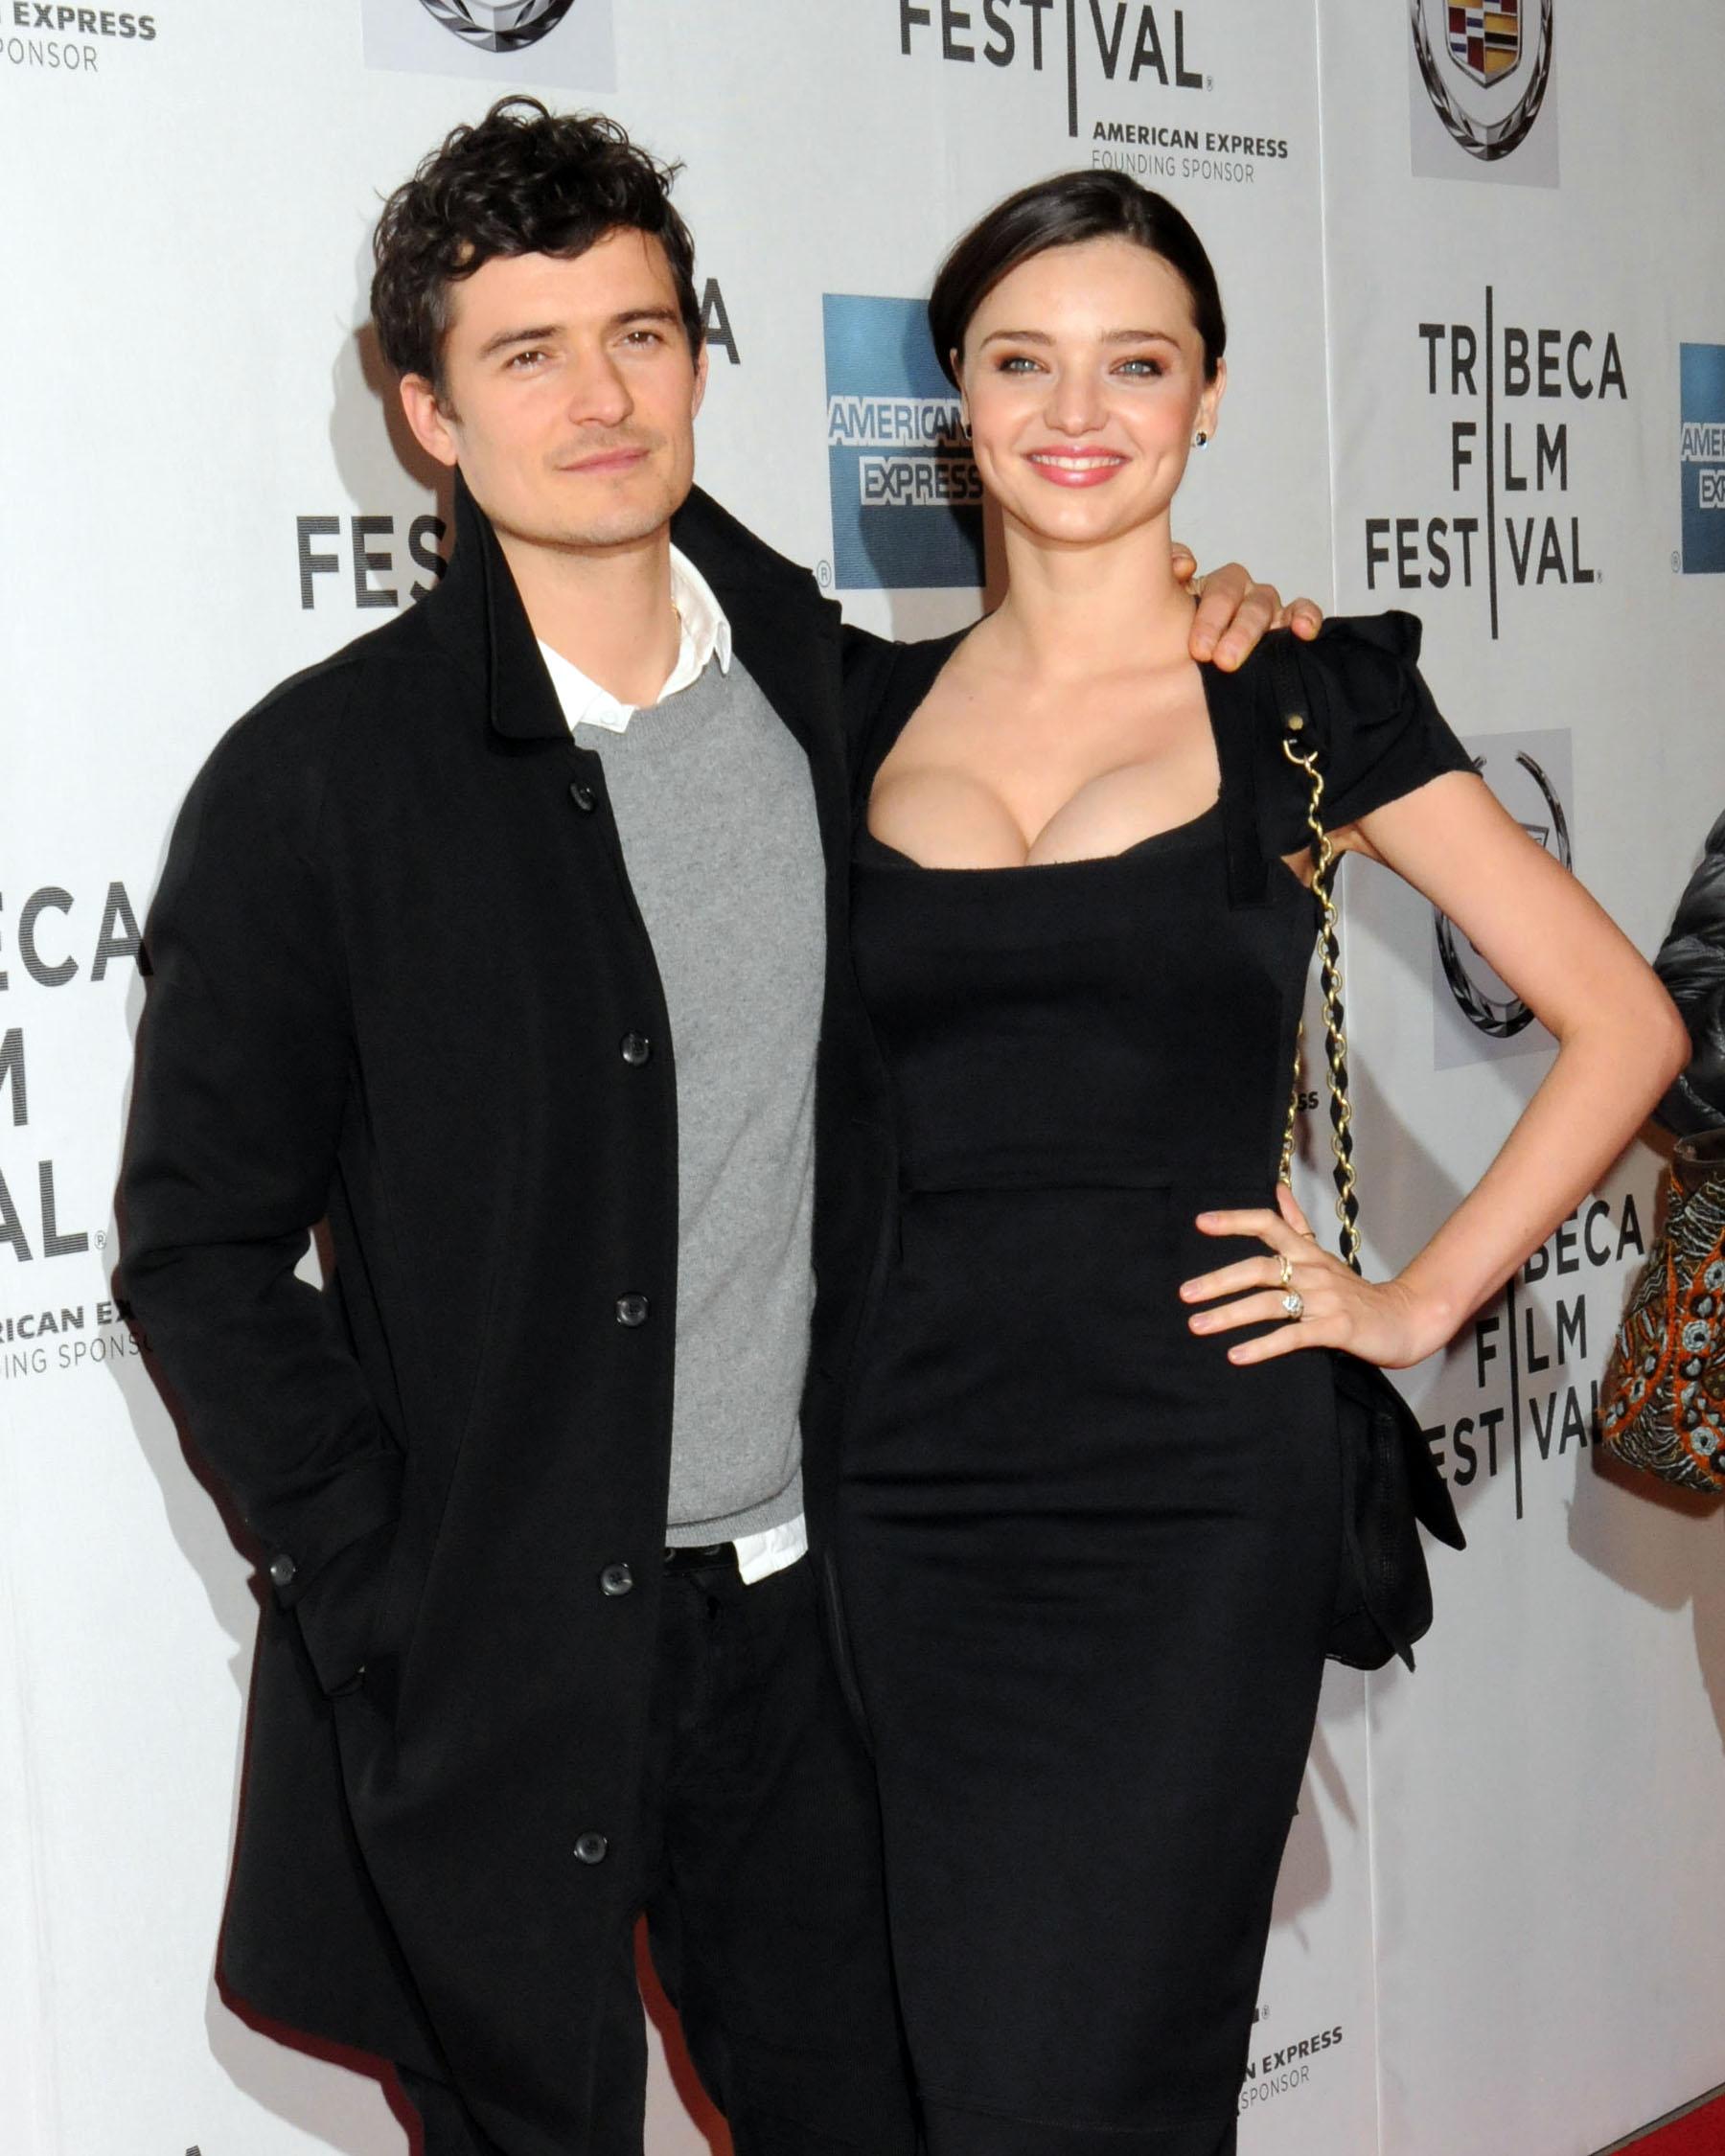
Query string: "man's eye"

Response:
xmin=506 ymin=349 xmax=547 ymax=370
xmin=623 ymin=329 xmax=665 ymax=347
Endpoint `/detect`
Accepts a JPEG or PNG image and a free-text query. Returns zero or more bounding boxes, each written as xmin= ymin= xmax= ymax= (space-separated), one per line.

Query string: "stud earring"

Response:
xmin=1192 ymin=429 xmax=1209 ymax=448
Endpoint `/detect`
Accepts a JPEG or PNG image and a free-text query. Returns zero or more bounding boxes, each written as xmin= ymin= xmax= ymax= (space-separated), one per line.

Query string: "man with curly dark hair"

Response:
xmin=121 ymin=96 xmax=1302 ymax=2154
xmin=371 ymin=108 xmax=702 ymax=385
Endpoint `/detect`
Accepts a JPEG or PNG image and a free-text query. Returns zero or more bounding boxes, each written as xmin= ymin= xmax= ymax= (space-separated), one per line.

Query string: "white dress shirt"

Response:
xmin=538 ymin=546 xmax=734 ymax=732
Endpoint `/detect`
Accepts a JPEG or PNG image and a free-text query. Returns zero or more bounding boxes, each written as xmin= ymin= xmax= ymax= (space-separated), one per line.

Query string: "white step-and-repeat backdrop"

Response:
xmin=2 ymin=3 xmax=1722 ymax=2152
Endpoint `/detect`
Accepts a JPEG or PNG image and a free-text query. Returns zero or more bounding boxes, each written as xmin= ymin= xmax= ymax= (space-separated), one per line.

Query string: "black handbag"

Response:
xmin=1272 ymin=640 xmax=1465 ymax=1673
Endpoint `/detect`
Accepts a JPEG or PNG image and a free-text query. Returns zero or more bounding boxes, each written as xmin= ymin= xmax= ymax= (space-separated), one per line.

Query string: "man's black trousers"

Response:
xmin=396 ymin=1548 xmax=918 ymax=2154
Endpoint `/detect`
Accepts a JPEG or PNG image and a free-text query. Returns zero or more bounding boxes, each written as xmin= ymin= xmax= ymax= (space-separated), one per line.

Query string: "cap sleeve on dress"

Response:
xmin=1264 ymin=612 xmax=1476 ymax=853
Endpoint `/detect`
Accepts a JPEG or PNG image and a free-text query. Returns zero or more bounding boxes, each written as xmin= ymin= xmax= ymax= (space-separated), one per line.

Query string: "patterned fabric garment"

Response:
xmin=1602 ymin=1130 xmax=1725 ymax=1491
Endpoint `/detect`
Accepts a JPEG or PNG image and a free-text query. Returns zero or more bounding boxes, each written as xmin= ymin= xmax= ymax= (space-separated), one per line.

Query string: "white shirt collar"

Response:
xmin=537 ymin=547 xmax=732 ymax=737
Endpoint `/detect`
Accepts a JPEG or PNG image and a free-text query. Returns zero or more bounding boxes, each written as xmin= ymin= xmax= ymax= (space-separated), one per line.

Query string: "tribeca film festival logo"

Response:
xmin=1422 ymin=1185 xmax=1646 ymax=1525
xmin=822 ymin=294 xmax=984 ymax=593
xmin=1410 ymin=0 xmax=1557 ymax=188
xmin=895 ymin=3 xmax=1292 ymax=189
xmin=363 ymin=0 xmax=613 ymax=90
xmin=417 ymin=0 xmax=576 ymax=52
xmin=1680 ymin=343 xmax=1725 ymax=576
xmin=1363 ymin=296 xmax=1627 ymax=639
xmin=1 ymin=5 xmax=157 ymax=78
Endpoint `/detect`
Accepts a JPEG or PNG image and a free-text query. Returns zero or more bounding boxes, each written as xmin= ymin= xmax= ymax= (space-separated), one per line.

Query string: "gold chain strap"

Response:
xmin=1276 ymin=1033 xmax=1303 ymax=1187
xmin=1277 ymin=711 xmax=1364 ymax=1275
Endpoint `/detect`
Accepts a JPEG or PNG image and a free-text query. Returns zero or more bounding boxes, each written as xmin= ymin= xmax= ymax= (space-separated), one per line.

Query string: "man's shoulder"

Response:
xmin=256 ymin=598 xmax=450 ymax=718
xmin=235 ymin=603 xmax=454 ymax=750
xmin=197 ymin=604 xmax=454 ymax=814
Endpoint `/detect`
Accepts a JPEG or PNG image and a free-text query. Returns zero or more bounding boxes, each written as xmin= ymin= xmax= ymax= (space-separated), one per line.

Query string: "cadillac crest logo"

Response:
xmin=1437 ymin=748 xmax=1571 ymax=1038
xmin=1412 ymin=0 xmax=1552 ymax=160
xmin=416 ymin=0 xmax=577 ymax=50
xmin=1446 ymin=3 xmax=1519 ymax=86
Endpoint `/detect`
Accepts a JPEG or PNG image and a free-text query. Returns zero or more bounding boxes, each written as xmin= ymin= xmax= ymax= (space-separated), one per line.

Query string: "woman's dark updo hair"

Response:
xmin=929 ymin=170 xmax=1226 ymax=388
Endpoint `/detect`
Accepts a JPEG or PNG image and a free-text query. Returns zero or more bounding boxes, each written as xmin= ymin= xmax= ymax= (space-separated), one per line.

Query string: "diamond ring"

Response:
xmin=1281 ymin=1291 xmax=1305 ymax=1321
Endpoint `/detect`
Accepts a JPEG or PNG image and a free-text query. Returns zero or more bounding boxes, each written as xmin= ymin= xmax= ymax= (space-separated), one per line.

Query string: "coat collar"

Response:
xmin=418 ymin=470 xmax=567 ymax=742
xmin=419 ymin=470 xmax=838 ymax=750
xmin=670 ymin=486 xmax=839 ymax=757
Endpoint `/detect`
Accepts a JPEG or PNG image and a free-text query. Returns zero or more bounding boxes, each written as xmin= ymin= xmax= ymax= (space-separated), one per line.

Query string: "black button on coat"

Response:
xmin=119 ymin=474 xmax=896 ymax=2145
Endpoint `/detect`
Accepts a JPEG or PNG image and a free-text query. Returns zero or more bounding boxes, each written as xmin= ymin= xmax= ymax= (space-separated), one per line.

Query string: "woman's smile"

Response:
xmin=1024 ymin=444 xmax=1130 ymax=486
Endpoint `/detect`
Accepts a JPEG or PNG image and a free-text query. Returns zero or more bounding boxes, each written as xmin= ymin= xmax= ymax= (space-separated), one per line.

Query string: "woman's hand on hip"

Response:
xmin=1179 ymin=1183 xmax=1449 ymax=1369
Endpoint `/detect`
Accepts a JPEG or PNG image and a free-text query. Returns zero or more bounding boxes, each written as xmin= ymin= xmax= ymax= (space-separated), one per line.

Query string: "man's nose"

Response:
xmin=567 ymin=351 xmax=634 ymax=429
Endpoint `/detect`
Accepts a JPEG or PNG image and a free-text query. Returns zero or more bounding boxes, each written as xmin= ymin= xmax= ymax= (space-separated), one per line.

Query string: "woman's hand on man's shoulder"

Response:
xmin=1173 ymin=547 xmax=1324 ymax=671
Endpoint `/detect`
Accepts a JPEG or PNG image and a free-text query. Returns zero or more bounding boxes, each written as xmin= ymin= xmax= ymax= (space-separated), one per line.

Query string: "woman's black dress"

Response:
xmin=835 ymin=619 xmax=1473 ymax=2156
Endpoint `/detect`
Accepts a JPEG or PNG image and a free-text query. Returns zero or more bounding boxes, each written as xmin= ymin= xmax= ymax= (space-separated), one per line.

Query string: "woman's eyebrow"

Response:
xmin=977 ymin=327 xmax=1182 ymax=348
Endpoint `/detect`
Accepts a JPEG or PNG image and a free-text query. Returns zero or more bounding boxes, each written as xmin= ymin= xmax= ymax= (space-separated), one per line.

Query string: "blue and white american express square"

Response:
xmin=823 ymin=294 xmax=985 ymax=591
xmin=1681 ymin=343 xmax=1725 ymax=575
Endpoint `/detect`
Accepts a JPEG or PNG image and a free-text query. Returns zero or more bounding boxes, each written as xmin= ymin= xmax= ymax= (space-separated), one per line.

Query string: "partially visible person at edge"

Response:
xmin=829 ymin=169 xmax=1690 ymax=2156
xmin=1653 ymin=811 xmax=1725 ymax=1135
xmin=117 ymin=102 xmax=1314 ymax=2156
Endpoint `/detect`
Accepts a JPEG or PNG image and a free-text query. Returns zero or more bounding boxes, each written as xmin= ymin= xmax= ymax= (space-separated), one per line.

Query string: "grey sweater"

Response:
xmin=570 ymin=654 xmax=825 ymax=1542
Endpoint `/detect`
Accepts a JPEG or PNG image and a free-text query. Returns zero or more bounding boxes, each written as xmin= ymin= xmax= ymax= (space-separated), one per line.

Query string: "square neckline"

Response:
xmin=860 ymin=632 xmax=1242 ymax=877
xmin=855 ymin=798 xmax=1226 ymax=875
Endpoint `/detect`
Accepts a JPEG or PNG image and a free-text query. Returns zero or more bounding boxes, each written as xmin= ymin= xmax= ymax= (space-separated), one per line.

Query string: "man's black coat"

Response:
xmin=120 ymin=476 xmax=896 ymax=2150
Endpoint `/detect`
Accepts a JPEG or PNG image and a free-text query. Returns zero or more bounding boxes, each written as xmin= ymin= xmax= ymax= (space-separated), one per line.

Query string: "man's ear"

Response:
xmin=690 ymin=338 xmax=711 ymax=421
xmin=400 ymin=374 xmax=460 ymax=470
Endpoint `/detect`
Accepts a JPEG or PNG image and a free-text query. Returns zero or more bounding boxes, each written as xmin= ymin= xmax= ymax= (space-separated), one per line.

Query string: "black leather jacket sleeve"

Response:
xmin=1656 ymin=810 xmax=1725 ymax=1135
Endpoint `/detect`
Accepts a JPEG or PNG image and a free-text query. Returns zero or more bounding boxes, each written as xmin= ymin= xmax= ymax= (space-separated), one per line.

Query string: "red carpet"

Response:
xmin=1624 ymin=2095 xmax=1725 ymax=2153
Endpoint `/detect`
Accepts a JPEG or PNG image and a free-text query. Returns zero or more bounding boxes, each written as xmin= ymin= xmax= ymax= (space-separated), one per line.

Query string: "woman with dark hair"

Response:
xmin=832 ymin=170 xmax=1685 ymax=2154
